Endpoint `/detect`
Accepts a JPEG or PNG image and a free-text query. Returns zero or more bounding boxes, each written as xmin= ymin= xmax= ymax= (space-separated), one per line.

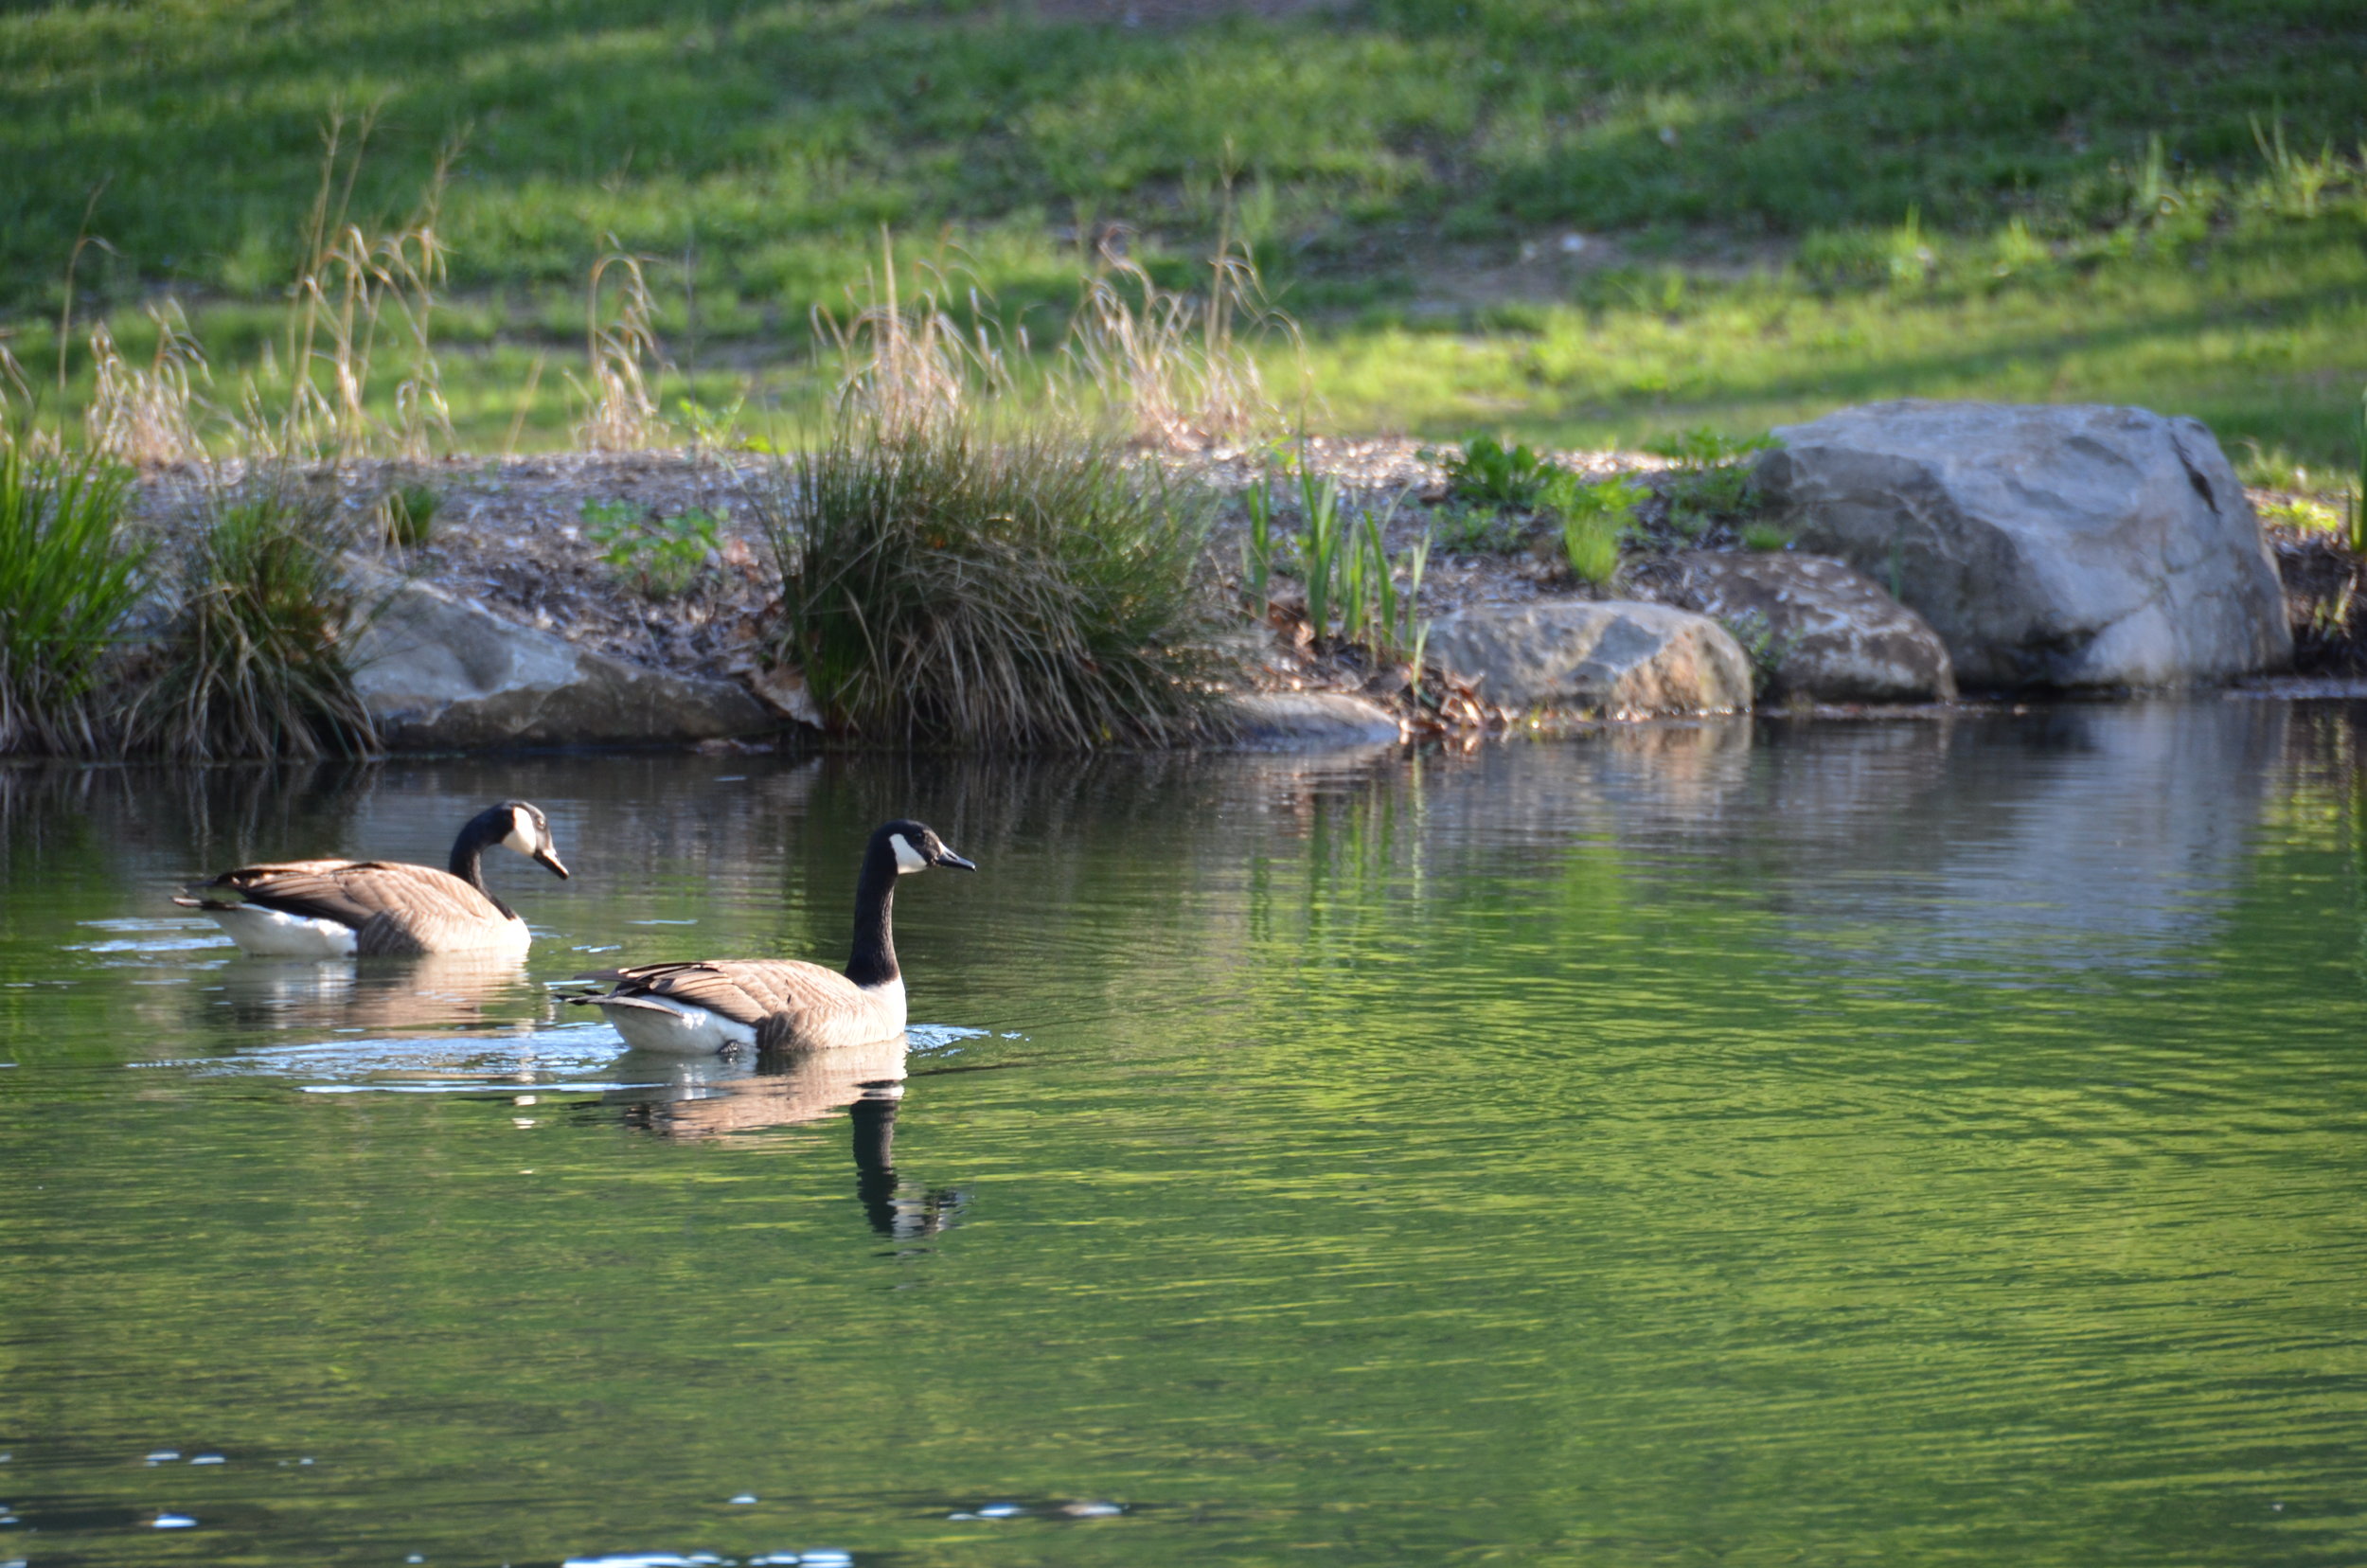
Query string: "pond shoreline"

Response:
xmin=99 ymin=441 xmax=2367 ymax=757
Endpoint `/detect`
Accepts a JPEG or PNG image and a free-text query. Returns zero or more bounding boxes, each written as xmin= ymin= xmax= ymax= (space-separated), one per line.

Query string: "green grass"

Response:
xmin=1313 ymin=209 xmax=2367 ymax=463
xmin=0 ymin=447 xmax=146 ymax=753
xmin=2 ymin=0 xmax=2363 ymax=460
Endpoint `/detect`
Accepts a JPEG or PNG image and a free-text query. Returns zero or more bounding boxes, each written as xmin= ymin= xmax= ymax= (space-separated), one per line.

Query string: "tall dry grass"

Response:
xmin=1064 ymin=231 xmax=1298 ymax=451
xmin=813 ymin=236 xmax=1016 ymax=437
xmin=570 ymin=246 xmax=667 ymax=452
xmin=84 ymin=303 xmax=208 ymax=466
xmin=250 ymin=119 xmax=458 ymax=460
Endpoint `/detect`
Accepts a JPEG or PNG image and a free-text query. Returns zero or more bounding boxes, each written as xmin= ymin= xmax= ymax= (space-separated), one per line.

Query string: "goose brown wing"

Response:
xmin=582 ymin=959 xmax=869 ymax=1038
xmin=206 ymin=860 xmax=507 ymax=930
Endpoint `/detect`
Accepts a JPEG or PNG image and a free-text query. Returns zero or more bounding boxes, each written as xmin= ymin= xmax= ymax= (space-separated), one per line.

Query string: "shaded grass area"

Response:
xmin=3 ymin=0 xmax=2363 ymax=460
xmin=5 ymin=0 xmax=2360 ymax=306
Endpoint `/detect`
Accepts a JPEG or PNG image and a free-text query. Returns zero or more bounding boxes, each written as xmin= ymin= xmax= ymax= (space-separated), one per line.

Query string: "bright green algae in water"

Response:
xmin=1 ymin=704 xmax=2363 ymax=1566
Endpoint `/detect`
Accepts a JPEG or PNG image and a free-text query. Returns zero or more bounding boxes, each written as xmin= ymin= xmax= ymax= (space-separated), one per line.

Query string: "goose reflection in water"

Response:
xmin=605 ymin=1035 xmax=968 ymax=1240
xmin=211 ymin=951 xmax=539 ymax=1037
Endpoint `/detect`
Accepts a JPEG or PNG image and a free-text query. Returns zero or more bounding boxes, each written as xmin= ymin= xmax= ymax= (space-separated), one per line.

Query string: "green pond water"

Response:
xmin=2 ymin=703 xmax=2364 ymax=1568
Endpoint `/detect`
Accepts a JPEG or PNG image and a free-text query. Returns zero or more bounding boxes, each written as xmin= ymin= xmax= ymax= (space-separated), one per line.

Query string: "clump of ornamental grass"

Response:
xmin=762 ymin=409 xmax=1230 ymax=750
xmin=133 ymin=476 xmax=380 ymax=759
xmin=0 ymin=446 xmax=149 ymax=754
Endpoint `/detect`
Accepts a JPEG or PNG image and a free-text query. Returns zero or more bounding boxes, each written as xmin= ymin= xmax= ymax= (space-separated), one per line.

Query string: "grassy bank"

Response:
xmin=2 ymin=0 xmax=2363 ymax=465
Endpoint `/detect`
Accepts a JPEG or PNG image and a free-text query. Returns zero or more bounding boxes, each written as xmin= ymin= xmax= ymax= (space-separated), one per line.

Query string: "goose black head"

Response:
xmin=493 ymin=800 xmax=571 ymax=879
xmin=877 ymin=819 xmax=975 ymax=875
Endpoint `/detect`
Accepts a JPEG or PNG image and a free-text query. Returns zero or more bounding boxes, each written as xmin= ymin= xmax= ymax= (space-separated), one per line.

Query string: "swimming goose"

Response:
xmin=173 ymin=800 xmax=570 ymax=957
xmin=575 ymin=818 xmax=973 ymax=1054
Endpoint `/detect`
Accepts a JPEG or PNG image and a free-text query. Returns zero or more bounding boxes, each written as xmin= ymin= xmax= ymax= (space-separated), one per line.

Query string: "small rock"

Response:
xmin=1654 ymin=551 xmax=1955 ymax=703
xmin=1425 ymin=599 xmax=1753 ymax=716
xmin=747 ymin=662 xmax=826 ymax=728
xmin=1223 ymin=692 xmax=1405 ymax=748
xmin=351 ymin=578 xmax=778 ymax=749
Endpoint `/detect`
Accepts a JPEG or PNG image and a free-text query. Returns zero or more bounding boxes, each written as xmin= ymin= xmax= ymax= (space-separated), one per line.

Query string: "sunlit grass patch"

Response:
xmin=1307 ymin=211 xmax=2367 ymax=465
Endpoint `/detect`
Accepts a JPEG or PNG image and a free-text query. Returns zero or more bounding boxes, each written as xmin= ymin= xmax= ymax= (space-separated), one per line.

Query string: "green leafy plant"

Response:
xmin=1740 ymin=522 xmax=1794 ymax=552
xmin=1437 ymin=435 xmax=1561 ymax=510
xmin=1296 ymin=465 xmax=1346 ymax=642
xmin=1274 ymin=468 xmax=1429 ymax=667
xmin=1432 ymin=504 xmax=1530 ymax=554
xmin=762 ymin=410 xmax=1225 ymax=750
xmin=380 ymin=481 xmax=440 ymax=549
xmin=134 ymin=478 xmax=379 ymax=759
xmin=581 ymin=501 xmax=721 ymax=598
xmin=1243 ymin=478 xmax=1276 ymax=615
xmin=1556 ymin=474 xmax=1646 ymax=586
xmin=0 ymin=447 xmax=147 ymax=754
xmin=1645 ymin=428 xmax=1779 ymax=467
xmin=1645 ymin=428 xmax=1777 ymax=541
xmin=2351 ymin=385 xmax=2367 ymax=556
xmin=1395 ymin=529 xmax=1431 ymax=674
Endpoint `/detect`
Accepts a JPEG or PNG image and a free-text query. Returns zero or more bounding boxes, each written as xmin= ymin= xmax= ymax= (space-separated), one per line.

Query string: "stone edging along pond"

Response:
xmin=138 ymin=401 xmax=2356 ymax=756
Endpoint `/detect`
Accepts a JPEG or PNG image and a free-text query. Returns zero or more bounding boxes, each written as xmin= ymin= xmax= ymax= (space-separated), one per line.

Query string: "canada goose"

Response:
xmin=173 ymin=801 xmax=570 ymax=958
xmin=574 ymin=818 xmax=973 ymax=1053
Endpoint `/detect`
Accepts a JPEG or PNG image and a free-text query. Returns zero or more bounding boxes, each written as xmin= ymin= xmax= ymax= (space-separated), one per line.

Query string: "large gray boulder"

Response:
xmin=1655 ymin=551 xmax=1956 ymax=703
xmin=352 ymin=579 xmax=775 ymax=749
xmin=1426 ymin=599 xmax=1753 ymax=717
xmin=1755 ymin=401 xmax=2290 ymax=689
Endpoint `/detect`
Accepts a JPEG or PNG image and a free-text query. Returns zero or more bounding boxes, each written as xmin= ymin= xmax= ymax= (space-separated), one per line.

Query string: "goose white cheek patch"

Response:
xmin=890 ymin=833 xmax=928 ymax=872
xmin=503 ymin=809 xmax=541 ymax=855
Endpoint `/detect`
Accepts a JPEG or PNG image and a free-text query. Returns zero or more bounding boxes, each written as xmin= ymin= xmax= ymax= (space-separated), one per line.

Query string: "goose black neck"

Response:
xmin=844 ymin=836 xmax=901 ymax=989
xmin=448 ymin=811 xmax=517 ymax=919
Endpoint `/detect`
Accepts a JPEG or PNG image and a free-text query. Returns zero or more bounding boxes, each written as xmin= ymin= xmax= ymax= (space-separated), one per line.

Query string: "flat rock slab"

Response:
xmin=1223 ymin=692 xmax=1405 ymax=747
xmin=1427 ymin=599 xmax=1753 ymax=717
xmin=1756 ymin=401 xmax=2291 ymax=689
xmin=1659 ymin=551 xmax=1956 ymax=703
xmin=353 ymin=579 xmax=776 ymax=749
